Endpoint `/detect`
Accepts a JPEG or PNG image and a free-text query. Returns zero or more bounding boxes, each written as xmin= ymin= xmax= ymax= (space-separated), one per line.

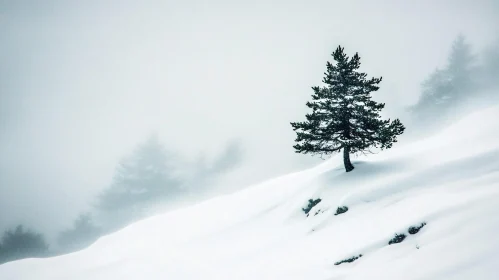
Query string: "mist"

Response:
xmin=0 ymin=0 xmax=497 ymax=252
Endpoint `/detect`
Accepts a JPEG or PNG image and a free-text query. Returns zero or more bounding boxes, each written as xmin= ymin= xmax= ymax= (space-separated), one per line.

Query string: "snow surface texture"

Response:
xmin=2 ymin=106 xmax=499 ymax=280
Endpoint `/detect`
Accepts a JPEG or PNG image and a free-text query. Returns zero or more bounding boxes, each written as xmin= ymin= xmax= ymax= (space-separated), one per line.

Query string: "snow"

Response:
xmin=2 ymin=106 xmax=499 ymax=280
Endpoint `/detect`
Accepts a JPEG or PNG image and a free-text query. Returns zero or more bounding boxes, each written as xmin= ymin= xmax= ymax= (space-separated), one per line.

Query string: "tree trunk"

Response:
xmin=343 ymin=146 xmax=354 ymax=172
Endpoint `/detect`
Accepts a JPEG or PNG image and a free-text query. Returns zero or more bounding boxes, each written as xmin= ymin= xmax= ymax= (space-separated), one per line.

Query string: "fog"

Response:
xmin=0 ymin=0 xmax=497 ymax=245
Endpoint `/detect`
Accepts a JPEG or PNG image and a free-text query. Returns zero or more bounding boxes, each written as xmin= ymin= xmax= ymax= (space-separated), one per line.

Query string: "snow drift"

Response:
xmin=2 ymin=106 xmax=499 ymax=280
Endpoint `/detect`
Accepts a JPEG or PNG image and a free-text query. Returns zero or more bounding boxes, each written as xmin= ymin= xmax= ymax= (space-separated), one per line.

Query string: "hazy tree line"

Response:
xmin=408 ymin=34 xmax=499 ymax=132
xmin=0 ymin=136 xmax=242 ymax=264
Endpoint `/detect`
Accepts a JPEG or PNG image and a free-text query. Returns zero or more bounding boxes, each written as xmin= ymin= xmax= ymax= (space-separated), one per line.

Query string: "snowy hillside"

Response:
xmin=2 ymin=106 xmax=499 ymax=280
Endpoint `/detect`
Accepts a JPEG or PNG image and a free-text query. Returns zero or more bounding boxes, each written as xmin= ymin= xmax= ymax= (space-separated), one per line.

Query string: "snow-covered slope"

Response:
xmin=3 ymin=106 xmax=499 ymax=280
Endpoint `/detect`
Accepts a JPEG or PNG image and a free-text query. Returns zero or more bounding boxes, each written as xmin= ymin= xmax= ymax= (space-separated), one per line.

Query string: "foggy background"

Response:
xmin=0 ymin=0 xmax=498 ymax=252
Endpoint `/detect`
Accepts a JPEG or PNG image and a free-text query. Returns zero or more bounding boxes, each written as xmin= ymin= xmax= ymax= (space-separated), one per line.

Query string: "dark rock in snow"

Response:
xmin=408 ymin=222 xmax=426 ymax=234
xmin=388 ymin=233 xmax=406 ymax=245
xmin=334 ymin=254 xmax=363 ymax=265
xmin=334 ymin=206 xmax=349 ymax=216
xmin=302 ymin=198 xmax=322 ymax=215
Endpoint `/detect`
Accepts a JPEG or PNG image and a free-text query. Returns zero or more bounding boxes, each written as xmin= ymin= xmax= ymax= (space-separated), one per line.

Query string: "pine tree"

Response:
xmin=96 ymin=135 xmax=182 ymax=213
xmin=291 ymin=46 xmax=405 ymax=172
xmin=57 ymin=213 xmax=102 ymax=252
xmin=410 ymin=35 xmax=475 ymax=121
xmin=409 ymin=68 xmax=453 ymax=123
xmin=0 ymin=225 xmax=49 ymax=264
xmin=446 ymin=34 xmax=474 ymax=100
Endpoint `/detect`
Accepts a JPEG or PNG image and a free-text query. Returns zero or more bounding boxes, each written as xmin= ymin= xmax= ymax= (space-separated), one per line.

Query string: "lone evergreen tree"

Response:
xmin=291 ymin=46 xmax=405 ymax=172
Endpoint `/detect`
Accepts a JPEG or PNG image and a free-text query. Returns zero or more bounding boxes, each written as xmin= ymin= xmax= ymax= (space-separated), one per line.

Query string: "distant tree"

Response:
xmin=0 ymin=225 xmax=49 ymax=264
xmin=409 ymin=68 xmax=454 ymax=122
xmin=410 ymin=35 xmax=475 ymax=120
xmin=57 ymin=213 xmax=102 ymax=253
xmin=96 ymin=135 xmax=182 ymax=228
xmin=291 ymin=46 xmax=404 ymax=172
xmin=446 ymin=34 xmax=475 ymax=97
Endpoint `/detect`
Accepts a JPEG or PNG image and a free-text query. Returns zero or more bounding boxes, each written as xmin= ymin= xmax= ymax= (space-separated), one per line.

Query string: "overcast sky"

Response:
xmin=0 ymin=0 xmax=497 ymax=239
